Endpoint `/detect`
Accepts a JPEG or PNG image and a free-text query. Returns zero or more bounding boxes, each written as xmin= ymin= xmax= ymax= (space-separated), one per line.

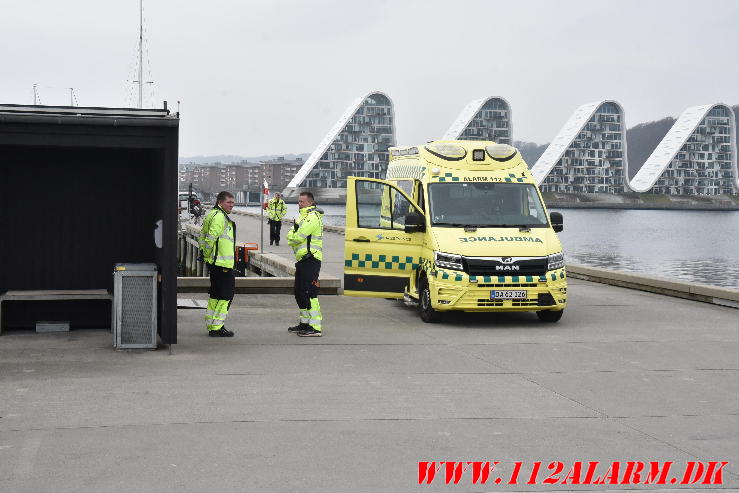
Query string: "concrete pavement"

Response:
xmin=2 ymin=211 xmax=738 ymax=491
xmin=2 ymin=280 xmax=739 ymax=491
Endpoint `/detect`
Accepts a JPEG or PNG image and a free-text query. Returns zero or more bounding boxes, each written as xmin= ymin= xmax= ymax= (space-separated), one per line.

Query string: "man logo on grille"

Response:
xmin=500 ymin=257 xmax=514 ymax=264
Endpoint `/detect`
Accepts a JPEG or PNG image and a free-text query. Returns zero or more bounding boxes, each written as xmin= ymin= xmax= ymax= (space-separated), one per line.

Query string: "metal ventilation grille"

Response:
xmin=120 ymin=276 xmax=155 ymax=345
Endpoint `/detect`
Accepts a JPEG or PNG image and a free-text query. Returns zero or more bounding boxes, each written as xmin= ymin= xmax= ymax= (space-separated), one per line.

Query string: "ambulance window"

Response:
xmin=356 ymin=180 xmax=384 ymax=228
xmin=428 ymin=182 xmax=548 ymax=227
xmin=394 ymin=180 xmax=413 ymax=198
xmin=527 ymin=192 xmax=546 ymax=223
xmin=390 ymin=188 xmax=411 ymax=230
xmin=355 ymin=180 xmax=415 ymax=230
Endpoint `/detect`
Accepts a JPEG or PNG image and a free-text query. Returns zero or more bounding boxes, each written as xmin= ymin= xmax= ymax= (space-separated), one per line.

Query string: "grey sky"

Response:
xmin=2 ymin=0 xmax=738 ymax=157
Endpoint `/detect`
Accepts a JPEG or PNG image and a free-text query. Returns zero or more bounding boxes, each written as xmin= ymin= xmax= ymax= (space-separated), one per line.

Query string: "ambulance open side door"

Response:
xmin=344 ymin=177 xmax=425 ymax=298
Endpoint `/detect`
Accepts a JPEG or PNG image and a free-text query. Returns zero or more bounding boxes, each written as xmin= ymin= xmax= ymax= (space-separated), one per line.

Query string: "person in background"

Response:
xmin=266 ymin=192 xmax=287 ymax=246
xmin=198 ymin=191 xmax=237 ymax=337
xmin=287 ymin=192 xmax=324 ymax=337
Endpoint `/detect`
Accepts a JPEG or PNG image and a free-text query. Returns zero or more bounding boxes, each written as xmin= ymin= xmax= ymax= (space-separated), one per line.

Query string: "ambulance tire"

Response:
xmin=418 ymin=277 xmax=442 ymax=323
xmin=536 ymin=309 xmax=563 ymax=323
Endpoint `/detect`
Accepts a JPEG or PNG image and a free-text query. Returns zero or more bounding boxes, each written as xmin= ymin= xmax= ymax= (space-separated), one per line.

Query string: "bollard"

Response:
xmin=194 ymin=232 xmax=203 ymax=277
xmin=191 ymin=242 xmax=197 ymax=277
xmin=181 ymin=236 xmax=186 ymax=264
xmin=187 ymin=242 xmax=195 ymax=276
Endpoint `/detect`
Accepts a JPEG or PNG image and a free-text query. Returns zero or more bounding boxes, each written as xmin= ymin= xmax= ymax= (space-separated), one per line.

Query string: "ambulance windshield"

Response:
xmin=428 ymin=182 xmax=549 ymax=228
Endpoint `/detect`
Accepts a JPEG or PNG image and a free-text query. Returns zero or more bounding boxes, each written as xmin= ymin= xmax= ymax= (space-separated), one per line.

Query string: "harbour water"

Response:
xmin=237 ymin=205 xmax=739 ymax=289
xmin=553 ymin=209 xmax=739 ymax=289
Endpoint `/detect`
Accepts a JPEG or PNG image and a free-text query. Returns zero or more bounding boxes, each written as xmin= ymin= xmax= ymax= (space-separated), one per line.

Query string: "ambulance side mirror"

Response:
xmin=550 ymin=211 xmax=563 ymax=232
xmin=404 ymin=212 xmax=425 ymax=233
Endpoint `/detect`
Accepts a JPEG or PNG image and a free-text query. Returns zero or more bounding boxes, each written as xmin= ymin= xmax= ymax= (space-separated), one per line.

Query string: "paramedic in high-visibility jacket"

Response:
xmin=287 ymin=191 xmax=323 ymax=337
xmin=266 ymin=192 xmax=287 ymax=246
xmin=198 ymin=191 xmax=237 ymax=337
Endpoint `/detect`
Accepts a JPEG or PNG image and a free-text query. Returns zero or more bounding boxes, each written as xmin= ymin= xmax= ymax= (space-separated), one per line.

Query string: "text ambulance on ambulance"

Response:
xmin=343 ymin=140 xmax=567 ymax=323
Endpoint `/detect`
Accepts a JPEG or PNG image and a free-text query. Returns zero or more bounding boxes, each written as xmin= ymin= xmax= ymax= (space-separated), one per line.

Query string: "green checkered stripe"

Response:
xmin=437 ymin=270 xmax=465 ymax=282
xmin=469 ymin=274 xmax=541 ymax=283
xmin=467 ymin=270 xmax=566 ymax=283
xmin=436 ymin=172 xmax=460 ymax=182
xmin=504 ymin=173 xmax=526 ymax=183
xmin=345 ymin=253 xmax=420 ymax=270
xmin=434 ymin=270 xmax=566 ymax=283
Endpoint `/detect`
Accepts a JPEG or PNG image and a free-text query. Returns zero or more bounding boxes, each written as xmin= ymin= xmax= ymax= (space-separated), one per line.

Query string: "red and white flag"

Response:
xmin=262 ymin=179 xmax=270 ymax=209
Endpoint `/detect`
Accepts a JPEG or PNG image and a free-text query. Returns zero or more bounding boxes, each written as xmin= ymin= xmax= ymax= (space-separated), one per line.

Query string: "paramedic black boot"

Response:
xmin=209 ymin=327 xmax=234 ymax=337
xmin=288 ymin=323 xmax=310 ymax=333
xmin=297 ymin=326 xmax=322 ymax=337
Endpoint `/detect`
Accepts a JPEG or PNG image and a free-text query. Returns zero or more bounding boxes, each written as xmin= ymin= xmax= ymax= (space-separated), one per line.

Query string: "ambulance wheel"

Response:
xmin=418 ymin=278 xmax=442 ymax=323
xmin=537 ymin=310 xmax=563 ymax=323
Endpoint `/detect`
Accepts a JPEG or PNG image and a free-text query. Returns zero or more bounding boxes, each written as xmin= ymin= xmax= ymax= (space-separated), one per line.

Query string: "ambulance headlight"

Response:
xmin=435 ymin=251 xmax=464 ymax=271
xmin=547 ymin=252 xmax=565 ymax=271
xmin=485 ymin=143 xmax=517 ymax=162
xmin=425 ymin=143 xmax=467 ymax=161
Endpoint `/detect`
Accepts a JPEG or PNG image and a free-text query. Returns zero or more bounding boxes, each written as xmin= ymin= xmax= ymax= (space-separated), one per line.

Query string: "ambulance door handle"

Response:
xmin=353 ymin=237 xmax=370 ymax=242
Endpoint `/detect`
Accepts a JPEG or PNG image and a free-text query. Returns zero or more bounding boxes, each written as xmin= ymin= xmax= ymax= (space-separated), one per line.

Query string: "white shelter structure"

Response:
xmin=531 ymin=101 xmax=629 ymax=193
xmin=442 ymin=97 xmax=512 ymax=144
xmin=630 ymin=104 xmax=737 ymax=195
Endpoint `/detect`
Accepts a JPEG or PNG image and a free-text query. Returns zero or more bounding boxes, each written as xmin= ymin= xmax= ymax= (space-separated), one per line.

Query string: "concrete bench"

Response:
xmin=0 ymin=289 xmax=113 ymax=335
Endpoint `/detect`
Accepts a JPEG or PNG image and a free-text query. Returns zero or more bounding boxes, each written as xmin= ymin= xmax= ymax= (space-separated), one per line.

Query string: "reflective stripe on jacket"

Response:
xmin=198 ymin=206 xmax=236 ymax=268
xmin=287 ymin=205 xmax=323 ymax=261
xmin=266 ymin=198 xmax=287 ymax=221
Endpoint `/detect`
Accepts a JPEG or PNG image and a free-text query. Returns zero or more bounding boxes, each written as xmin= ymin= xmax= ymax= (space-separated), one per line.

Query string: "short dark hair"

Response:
xmin=299 ymin=191 xmax=315 ymax=203
xmin=216 ymin=191 xmax=234 ymax=204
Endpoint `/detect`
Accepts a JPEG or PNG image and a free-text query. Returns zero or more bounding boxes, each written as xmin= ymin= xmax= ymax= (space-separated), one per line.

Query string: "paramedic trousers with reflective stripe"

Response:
xmin=205 ymin=265 xmax=236 ymax=331
xmin=294 ymin=256 xmax=322 ymax=331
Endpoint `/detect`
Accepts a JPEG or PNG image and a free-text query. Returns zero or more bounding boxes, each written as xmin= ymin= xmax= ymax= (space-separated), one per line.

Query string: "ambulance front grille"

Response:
xmin=464 ymin=256 xmax=548 ymax=276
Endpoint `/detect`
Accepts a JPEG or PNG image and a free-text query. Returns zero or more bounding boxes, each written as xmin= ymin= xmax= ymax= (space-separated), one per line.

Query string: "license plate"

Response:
xmin=491 ymin=290 xmax=527 ymax=300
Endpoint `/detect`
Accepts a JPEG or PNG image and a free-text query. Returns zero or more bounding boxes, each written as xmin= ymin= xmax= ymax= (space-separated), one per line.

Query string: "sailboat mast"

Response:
xmin=138 ymin=0 xmax=143 ymax=108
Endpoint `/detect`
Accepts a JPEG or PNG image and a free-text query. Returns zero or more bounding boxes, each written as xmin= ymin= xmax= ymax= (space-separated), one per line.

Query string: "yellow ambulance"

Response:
xmin=343 ymin=140 xmax=567 ymax=323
